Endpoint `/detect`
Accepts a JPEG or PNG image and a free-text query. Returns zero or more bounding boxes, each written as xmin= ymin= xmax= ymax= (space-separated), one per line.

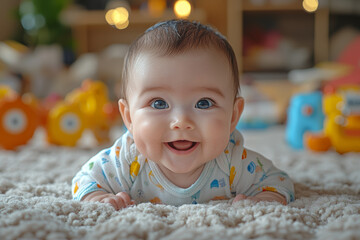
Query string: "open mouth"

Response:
xmin=166 ymin=140 xmax=199 ymax=153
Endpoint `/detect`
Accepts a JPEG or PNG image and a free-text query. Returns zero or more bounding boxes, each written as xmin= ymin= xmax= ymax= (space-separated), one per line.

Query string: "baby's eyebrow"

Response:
xmin=139 ymin=86 xmax=225 ymax=98
xmin=139 ymin=86 xmax=167 ymax=95
xmin=195 ymin=87 xmax=225 ymax=98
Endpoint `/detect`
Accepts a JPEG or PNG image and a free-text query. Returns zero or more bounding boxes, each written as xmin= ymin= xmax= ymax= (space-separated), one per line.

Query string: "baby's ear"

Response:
xmin=230 ymin=97 xmax=244 ymax=132
xmin=118 ymin=99 xmax=133 ymax=133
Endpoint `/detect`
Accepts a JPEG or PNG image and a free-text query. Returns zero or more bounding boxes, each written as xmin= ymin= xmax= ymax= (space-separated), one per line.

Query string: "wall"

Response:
xmin=0 ymin=0 xmax=21 ymax=41
xmin=196 ymin=0 xmax=227 ymax=35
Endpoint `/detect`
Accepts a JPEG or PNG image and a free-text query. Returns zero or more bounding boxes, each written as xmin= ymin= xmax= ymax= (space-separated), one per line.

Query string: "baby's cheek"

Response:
xmin=132 ymin=122 xmax=163 ymax=158
xmin=204 ymin=123 xmax=232 ymax=157
xmin=204 ymin=134 xmax=229 ymax=158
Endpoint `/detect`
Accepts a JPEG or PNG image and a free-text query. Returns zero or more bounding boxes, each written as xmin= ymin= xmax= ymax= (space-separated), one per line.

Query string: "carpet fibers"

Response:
xmin=0 ymin=127 xmax=359 ymax=240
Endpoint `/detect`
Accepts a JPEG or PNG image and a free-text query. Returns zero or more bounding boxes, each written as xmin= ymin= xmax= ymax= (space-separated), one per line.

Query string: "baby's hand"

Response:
xmin=83 ymin=191 xmax=135 ymax=210
xmin=233 ymin=191 xmax=287 ymax=205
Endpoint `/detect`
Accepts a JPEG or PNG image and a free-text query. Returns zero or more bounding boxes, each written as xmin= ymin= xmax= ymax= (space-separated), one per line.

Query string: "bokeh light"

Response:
xmin=105 ymin=6 xmax=129 ymax=29
xmin=115 ymin=19 xmax=129 ymax=29
xmin=174 ymin=0 xmax=191 ymax=18
xmin=303 ymin=0 xmax=318 ymax=13
xmin=21 ymin=14 xmax=45 ymax=31
xmin=19 ymin=0 xmax=46 ymax=32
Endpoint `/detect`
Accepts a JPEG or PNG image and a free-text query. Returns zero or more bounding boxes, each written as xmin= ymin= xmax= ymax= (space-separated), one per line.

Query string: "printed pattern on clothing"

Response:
xmin=72 ymin=130 xmax=295 ymax=205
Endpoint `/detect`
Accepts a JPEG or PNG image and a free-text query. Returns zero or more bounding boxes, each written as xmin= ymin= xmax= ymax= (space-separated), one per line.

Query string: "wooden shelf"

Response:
xmin=227 ymin=0 xmax=329 ymax=74
xmin=62 ymin=8 xmax=206 ymax=26
xmin=61 ymin=7 xmax=206 ymax=55
xmin=243 ymin=0 xmax=303 ymax=11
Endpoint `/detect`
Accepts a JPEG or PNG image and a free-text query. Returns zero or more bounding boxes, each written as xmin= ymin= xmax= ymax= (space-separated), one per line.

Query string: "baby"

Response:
xmin=72 ymin=20 xmax=295 ymax=210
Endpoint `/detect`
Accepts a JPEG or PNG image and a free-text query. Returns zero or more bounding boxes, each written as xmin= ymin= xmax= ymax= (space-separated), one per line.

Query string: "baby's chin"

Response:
xmin=157 ymin=160 xmax=206 ymax=175
xmin=157 ymin=162 xmax=207 ymax=188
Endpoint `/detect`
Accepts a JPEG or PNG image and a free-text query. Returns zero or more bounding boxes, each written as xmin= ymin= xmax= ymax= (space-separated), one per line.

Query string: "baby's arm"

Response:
xmin=72 ymin=134 xmax=136 ymax=209
xmin=233 ymin=191 xmax=287 ymax=205
xmin=83 ymin=191 xmax=135 ymax=210
xmin=231 ymin=147 xmax=295 ymax=205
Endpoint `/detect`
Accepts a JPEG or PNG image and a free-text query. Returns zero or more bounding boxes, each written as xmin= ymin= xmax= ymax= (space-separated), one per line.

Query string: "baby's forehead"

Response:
xmin=133 ymin=47 xmax=229 ymax=67
xmin=127 ymin=50 xmax=234 ymax=93
xmin=134 ymin=48 xmax=230 ymax=72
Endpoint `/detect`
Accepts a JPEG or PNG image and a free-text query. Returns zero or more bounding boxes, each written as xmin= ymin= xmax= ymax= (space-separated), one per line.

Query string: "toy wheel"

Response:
xmin=304 ymin=132 xmax=332 ymax=152
xmin=0 ymin=97 xmax=38 ymax=150
xmin=47 ymin=102 xmax=85 ymax=146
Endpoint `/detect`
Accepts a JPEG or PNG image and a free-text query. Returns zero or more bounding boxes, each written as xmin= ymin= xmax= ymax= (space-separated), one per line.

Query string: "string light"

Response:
xmin=303 ymin=0 xmax=318 ymax=13
xmin=174 ymin=0 xmax=191 ymax=18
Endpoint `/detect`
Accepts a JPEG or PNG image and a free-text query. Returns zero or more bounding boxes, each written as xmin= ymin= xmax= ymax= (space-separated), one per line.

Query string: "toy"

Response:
xmin=47 ymin=101 xmax=86 ymax=146
xmin=47 ymin=79 xmax=118 ymax=146
xmin=0 ymin=80 xmax=119 ymax=150
xmin=306 ymin=86 xmax=360 ymax=153
xmin=303 ymin=62 xmax=360 ymax=153
xmin=0 ymin=86 xmax=39 ymax=150
xmin=304 ymin=132 xmax=331 ymax=152
xmin=285 ymin=91 xmax=324 ymax=149
xmin=288 ymin=31 xmax=360 ymax=153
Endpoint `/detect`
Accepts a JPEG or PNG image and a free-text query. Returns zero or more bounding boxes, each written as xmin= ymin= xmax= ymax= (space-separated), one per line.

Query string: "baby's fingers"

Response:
xmin=232 ymin=194 xmax=247 ymax=203
xmin=101 ymin=197 xmax=123 ymax=210
xmin=116 ymin=192 xmax=135 ymax=207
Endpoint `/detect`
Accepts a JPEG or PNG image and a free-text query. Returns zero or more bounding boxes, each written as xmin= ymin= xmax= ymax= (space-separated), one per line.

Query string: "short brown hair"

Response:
xmin=120 ymin=19 xmax=239 ymax=99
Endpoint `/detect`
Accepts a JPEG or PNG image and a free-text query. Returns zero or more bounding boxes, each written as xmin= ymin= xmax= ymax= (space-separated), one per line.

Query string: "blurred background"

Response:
xmin=1 ymin=0 xmax=360 ymax=128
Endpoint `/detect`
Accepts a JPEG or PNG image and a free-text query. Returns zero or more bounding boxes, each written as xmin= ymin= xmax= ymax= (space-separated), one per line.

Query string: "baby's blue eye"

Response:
xmin=151 ymin=99 xmax=169 ymax=109
xmin=196 ymin=99 xmax=214 ymax=109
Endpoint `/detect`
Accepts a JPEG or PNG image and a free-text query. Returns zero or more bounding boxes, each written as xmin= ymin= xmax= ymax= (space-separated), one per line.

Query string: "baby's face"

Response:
xmin=120 ymin=48 xmax=243 ymax=178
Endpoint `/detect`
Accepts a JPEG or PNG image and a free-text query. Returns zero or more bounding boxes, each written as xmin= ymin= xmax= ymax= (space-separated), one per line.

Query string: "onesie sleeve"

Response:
xmin=229 ymin=131 xmax=295 ymax=203
xmin=71 ymin=131 xmax=136 ymax=201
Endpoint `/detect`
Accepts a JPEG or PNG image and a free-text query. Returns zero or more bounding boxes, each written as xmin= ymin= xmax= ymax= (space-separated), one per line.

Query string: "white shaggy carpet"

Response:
xmin=1 ymin=126 xmax=359 ymax=240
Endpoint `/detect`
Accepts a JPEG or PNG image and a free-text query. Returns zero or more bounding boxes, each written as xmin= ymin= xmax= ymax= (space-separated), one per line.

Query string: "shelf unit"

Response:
xmin=227 ymin=0 xmax=329 ymax=73
xmin=62 ymin=7 xmax=206 ymax=55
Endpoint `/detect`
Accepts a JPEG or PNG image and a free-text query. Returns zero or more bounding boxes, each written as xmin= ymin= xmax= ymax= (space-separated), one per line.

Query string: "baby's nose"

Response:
xmin=170 ymin=114 xmax=195 ymax=130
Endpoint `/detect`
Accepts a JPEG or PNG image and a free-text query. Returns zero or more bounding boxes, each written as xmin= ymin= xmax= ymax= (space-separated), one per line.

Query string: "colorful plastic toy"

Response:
xmin=286 ymin=91 xmax=325 ymax=149
xmin=289 ymin=34 xmax=360 ymax=153
xmin=0 ymin=86 xmax=39 ymax=150
xmin=47 ymin=79 xmax=118 ymax=146
xmin=309 ymin=86 xmax=360 ymax=153
xmin=304 ymin=132 xmax=331 ymax=152
xmin=0 ymin=80 xmax=119 ymax=150
xmin=47 ymin=101 xmax=86 ymax=146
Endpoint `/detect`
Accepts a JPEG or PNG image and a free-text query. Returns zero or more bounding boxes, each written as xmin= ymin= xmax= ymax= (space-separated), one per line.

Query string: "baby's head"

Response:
xmin=120 ymin=19 xmax=240 ymax=100
xmin=118 ymin=20 xmax=244 ymax=182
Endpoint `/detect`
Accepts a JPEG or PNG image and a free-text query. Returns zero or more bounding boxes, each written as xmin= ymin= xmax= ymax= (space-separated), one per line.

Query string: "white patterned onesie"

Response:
xmin=72 ymin=130 xmax=295 ymax=205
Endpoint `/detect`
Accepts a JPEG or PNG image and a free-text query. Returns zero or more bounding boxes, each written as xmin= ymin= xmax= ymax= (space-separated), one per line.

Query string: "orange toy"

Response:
xmin=0 ymin=87 xmax=39 ymax=150
xmin=304 ymin=132 xmax=331 ymax=152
